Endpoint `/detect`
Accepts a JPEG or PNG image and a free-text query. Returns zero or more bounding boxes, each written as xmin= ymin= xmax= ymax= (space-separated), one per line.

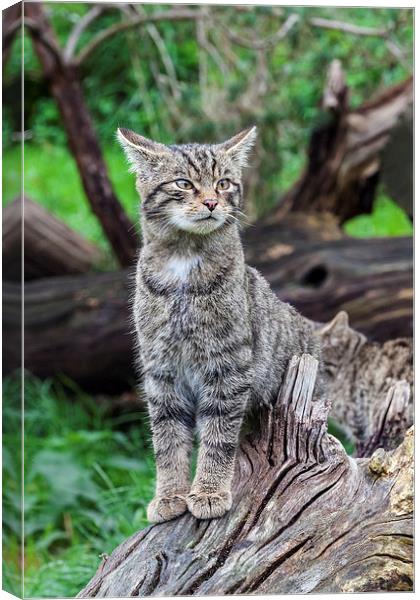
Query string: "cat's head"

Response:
xmin=117 ymin=126 xmax=256 ymax=236
xmin=317 ymin=311 xmax=366 ymax=380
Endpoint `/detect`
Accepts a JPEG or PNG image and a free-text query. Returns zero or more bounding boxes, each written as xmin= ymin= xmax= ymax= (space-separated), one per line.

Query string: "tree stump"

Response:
xmin=78 ymin=355 xmax=413 ymax=596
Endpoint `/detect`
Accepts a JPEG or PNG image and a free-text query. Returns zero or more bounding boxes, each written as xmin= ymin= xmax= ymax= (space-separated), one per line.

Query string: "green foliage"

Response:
xmin=3 ymin=374 xmax=155 ymax=598
xmin=327 ymin=419 xmax=355 ymax=456
xmin=345 ymin=190 xmax=413 ymax=237
xmin=3 ymin=4 xmax=413 ymax=233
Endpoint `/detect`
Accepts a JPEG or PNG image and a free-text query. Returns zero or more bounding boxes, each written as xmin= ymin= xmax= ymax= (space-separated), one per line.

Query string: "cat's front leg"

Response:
xmin=145 ymin=372 xmax=194 ymax=523
xmin=187 ymin=375 xmax=250 ymax=520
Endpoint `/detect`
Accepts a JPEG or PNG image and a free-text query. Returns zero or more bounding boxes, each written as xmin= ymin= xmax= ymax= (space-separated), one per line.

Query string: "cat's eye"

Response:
xmin=175 ymin=179 xmax=194 ymax=190
xmin=216 ymin=179 xmax=231 ymax=191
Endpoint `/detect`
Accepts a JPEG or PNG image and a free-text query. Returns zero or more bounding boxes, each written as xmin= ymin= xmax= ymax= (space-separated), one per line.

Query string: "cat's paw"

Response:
xmin=147 ymin=494 xmax=187 ymax=523
xmin=187 ymin=490 xmax=232 ymax=520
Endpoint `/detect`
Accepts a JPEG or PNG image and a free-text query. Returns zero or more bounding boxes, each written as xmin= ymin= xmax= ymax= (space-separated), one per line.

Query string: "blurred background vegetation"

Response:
xmin=2 ymin=3 xmax=413 ymax=597
xmin=3 ymin=4 xmax=413 ymax=251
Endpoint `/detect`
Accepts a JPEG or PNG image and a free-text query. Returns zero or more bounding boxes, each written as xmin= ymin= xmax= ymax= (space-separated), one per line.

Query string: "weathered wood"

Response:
xmin=24 ymin=2 xmax=138 ymax=267
xmin=2 ymin=197 xmax=22 ymax=284
xmin=381 ymin=103 xmax=413 ymax=217
xmin=3 ymin=233 xmax=411 ymax=388
xmin=78 ymin=355 xmax=413 ymax=596
xmin=271 ymin=64 xmax=413 ymax=224
xmin=2 ymin=197 xmax=101 ymax=281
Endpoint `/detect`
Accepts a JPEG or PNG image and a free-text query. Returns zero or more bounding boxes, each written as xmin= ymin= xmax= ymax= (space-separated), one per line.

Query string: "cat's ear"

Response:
xmin=319 ymin=311 xmax=349 ymax=337
xmin=117 ymin=128 xmax=171 ymax=175
xmin=218 ymin=126 xmax=257 ymax=168
xmin=318 ymin=310 xmax=366 ymax=354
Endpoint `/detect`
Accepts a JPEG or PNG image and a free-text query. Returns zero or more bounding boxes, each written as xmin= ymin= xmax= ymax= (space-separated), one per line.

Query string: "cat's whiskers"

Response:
xmin=233 ymin=215 xmax=254 ymax=229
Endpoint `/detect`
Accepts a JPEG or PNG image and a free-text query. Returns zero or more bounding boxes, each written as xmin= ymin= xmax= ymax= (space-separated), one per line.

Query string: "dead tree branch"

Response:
xmin=195 ymin=7 xmax=229 ymax=79
xmin=23 ymin=16 xmax=63 ymax=67
xmin=75 ymin=8 xmax=200 ymax=65
xmin=2 ymin=2 xmax=22 ymax=67
xmin=63 ymin=4 xmax=105 ymax=62
xmin=274 ymin=64 xmax=413 ymax=223
xmin=309 ymin=18 xmax=407 ymax=65
xmin=217 ymin=13 xmax=299 ymax=50
xmin=309 ymin=17 xmax=390 ymax=37
xmin=123 ymin=4 xmax=182 ymax=101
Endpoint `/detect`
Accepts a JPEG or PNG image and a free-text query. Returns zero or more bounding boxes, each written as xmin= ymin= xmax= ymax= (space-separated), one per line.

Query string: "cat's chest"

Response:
xmin=138 ymin=255 xmax=210 ymax=325
xmin=136 ymin=254 xmax=252 ymax=379
xmin=157 ymin=254 xmax=202 ymax=286
xmin=137 ymin=252 xmax=248 ymax=343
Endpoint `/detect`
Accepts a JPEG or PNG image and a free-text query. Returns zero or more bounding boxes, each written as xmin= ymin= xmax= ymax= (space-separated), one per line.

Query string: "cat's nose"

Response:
xmin=203 ymin=199 xmax=218 ymax=212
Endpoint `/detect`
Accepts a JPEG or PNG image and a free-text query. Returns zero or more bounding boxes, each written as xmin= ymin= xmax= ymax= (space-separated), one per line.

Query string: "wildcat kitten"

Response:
xmin=118 ymin=126 xmax=320 ymax=522
xmin=319 ymin=311 xmax=413 ymax=454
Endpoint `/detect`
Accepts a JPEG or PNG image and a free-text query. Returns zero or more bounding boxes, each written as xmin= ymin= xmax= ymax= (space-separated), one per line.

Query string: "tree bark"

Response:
xmin=4 ymin=232 xmax=412 ymax=389
xmin=2 ymin=2 xmax=22 ymax=68
xmin=3 ymin=197 xmax=101 ymax=281
xmin=247 ymin=230 xmax=413 ymax=340
xmin=24 ymin=2 xmax=138 ymax=267
xmin=78 ymin=354 xmax=413 ymax=596
xmin=6 ymin=270 xmax=134 ymax=392
xmin=381 ymin=103 xmax=413 ymax=217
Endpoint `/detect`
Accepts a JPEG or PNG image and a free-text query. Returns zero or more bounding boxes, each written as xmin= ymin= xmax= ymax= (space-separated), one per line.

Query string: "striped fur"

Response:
xmin=118 ymin=127 xmax=320 ymax=522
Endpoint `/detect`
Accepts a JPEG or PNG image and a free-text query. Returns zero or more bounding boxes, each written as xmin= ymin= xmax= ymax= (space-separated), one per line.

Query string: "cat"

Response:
xmin=319 ymin=311 xmax=413 ymax=455
xmin=118 ymin=126 xmax=321 ymax=522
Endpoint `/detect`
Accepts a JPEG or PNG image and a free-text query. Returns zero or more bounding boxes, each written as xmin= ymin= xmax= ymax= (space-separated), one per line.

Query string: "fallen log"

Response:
xmin=78 ymin=354 xmax=413 ymax=596
xmin=4 ymin=233 xmax=411 ymax=389
xmin=2 ymin=197 xmax=101 ymax=281
xmin=246 ymin=231 xmax=412 ymax=341
xmin=280 ymin=269 xmax=412 ymax=342
xmin=6 ymin=270 xmax=135 ymax=392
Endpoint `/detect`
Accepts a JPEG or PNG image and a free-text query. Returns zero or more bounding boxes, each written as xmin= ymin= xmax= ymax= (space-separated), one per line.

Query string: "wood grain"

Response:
xmin=78 ymin=355 xmax=413 ymax=596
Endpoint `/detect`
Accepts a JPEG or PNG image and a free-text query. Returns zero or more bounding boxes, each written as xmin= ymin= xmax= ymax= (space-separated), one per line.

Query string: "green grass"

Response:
xmin=344 ymin=190 xmax=413 ymax=237
xmin=3 ymin=374 xmax=155 ymax=598
xmin=327 ymin=419 xmax=355 ymax=456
